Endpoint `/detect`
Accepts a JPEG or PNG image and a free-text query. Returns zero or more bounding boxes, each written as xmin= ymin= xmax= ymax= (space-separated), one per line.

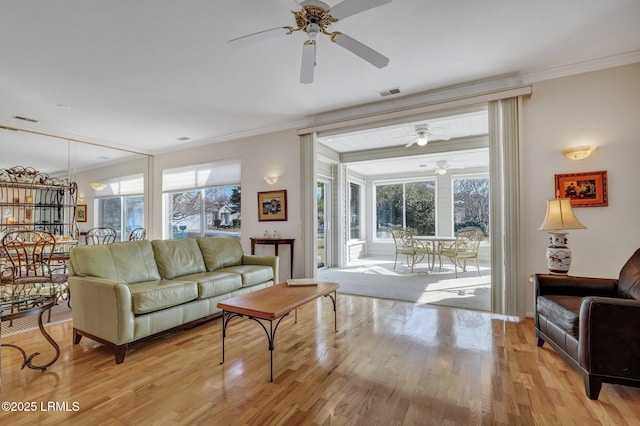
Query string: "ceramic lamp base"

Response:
xmin=546 ymin=232 xmax=571 ymax=274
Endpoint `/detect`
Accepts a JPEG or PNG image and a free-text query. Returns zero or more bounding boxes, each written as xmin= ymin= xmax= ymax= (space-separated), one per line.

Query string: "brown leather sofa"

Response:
xmin=534 ymin=249 xmax=640 ymax=399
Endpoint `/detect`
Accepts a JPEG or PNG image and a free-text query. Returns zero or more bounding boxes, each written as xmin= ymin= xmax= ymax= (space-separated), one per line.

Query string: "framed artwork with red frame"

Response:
xmin=554 ymin=170 xmax=608 ymax=208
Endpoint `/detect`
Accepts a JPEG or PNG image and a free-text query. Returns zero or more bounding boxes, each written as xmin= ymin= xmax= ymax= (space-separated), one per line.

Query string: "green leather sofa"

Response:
xmin=68 ymin=237 xmax=278 ymax=363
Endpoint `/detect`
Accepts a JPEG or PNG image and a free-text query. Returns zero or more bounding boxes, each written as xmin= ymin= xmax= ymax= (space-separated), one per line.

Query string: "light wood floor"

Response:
xmin=1 ymin=294 xmax=638 ymax=425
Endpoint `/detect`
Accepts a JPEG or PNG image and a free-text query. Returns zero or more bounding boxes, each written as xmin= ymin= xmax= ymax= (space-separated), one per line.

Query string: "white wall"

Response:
xmin=521 ymin=62 xmax=640 ymax=314
xmin=152 ymin=129 xmax=301 ymax=282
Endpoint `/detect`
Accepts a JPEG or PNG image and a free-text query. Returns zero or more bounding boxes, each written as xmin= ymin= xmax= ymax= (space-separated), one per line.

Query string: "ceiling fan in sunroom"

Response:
xmin=228 ymin=0 xmax=391 ymax=84
xmin=404 ymin=124 xmax=451 ymax=148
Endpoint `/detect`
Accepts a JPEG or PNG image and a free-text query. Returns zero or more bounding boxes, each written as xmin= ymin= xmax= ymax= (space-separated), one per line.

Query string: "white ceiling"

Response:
xmin=318 ymin=110 xmax=489 ymax=175
xmin=1 ymin=0 xmax=639 ymax=171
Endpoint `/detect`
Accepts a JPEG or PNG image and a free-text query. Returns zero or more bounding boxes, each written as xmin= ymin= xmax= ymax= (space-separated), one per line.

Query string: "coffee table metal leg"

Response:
xmin=220 ymin=311 xmax=290 ymax=381
xmin=325 ymin=291 xmax=338 ymax=332
xmin=248 ymin=314 xmax=289 ymax=381
xmin=220 ymin=310 xmax=244 ymax=365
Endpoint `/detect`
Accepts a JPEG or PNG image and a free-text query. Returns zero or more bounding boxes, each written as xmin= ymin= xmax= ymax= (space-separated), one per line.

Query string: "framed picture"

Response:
xmin=76 ymin=204 xmax=87 ymax=222
xmin=554 ymin=170 xmax=608 ymax=208
xmin=258 ymin=190 xmax=287 ymax=221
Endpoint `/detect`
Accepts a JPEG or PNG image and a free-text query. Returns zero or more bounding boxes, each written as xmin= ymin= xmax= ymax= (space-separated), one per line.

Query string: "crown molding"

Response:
xmin=524 ymin=50 xmax=640 ymax=84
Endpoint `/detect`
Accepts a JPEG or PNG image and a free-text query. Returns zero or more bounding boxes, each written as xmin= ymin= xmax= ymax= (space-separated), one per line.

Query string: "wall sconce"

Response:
xmin=562 ymin=145 xmax=596 ymax=160
xmin=78 ymin=193 xmax=85 ymax=202
xmin=264 ymin=176 xmax=280 ymax=185
xmin=90 ymin=182 xmax=107 ymax=191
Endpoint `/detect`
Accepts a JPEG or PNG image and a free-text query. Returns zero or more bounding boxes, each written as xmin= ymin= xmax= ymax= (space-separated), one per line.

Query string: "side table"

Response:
xmin=250 ymin=238 xmax=295 ymax=279
xmin=1 ymin=294 xmax=61 ymax=371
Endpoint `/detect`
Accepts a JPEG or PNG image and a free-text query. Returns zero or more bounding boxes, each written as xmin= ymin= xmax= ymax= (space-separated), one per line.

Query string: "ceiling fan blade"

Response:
xmin=405 ymin=141 xmax=416 ymax=148
xmin=300 ymin=40 xmax=316 ymax=84
xmin=332 ymin=33 xmax=389 ymax=68
xmin=329 ymin=0 xmax=392 ymax=20
xmin=228 ymin=27 xmax=290 ymax=48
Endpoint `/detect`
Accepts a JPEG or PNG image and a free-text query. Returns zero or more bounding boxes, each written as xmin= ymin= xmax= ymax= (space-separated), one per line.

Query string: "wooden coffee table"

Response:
xmin=217 ymin=281 xmax=339 ymax=381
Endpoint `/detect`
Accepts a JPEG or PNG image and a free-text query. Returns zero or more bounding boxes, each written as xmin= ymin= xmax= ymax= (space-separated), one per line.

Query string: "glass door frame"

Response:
xmin=317 ymin=179 xmax=331 ymax=270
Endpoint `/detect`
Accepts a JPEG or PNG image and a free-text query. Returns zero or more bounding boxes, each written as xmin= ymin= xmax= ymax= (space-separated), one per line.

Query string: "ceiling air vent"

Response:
xmin=378 ymin=88 xmax=401 ymax=97
xmin=13 ymin=115 xmax=39 ymax=123
xmin=177 ymin=137 xmax=191 ymax=141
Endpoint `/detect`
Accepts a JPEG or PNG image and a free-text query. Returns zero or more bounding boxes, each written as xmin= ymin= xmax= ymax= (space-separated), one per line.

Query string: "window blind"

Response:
xmin=162 ymin=159 xmax=241 ymax=192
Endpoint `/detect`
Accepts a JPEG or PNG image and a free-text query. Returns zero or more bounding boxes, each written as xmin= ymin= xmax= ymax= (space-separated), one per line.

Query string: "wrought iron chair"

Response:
xmin=439 ymin=227 xmax=483 ymax=277
xmin=390 ymin=228 xmax=431 ymax=273
xmin=1 ymin=230 xmax=68 ymax=323
xmin=128 ymin=227 xmax=146 ymax=241
xmin=86 ymin=227 xmax=117 ymax=245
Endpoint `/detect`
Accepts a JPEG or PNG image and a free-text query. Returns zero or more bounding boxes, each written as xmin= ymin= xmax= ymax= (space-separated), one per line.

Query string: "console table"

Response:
xmin=250 ymin=238 xmax=295 ymax=278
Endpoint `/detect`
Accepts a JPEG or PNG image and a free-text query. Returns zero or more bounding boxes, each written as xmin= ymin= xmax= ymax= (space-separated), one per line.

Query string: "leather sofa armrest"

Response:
xmin=578 ymin=296 xmax=640 ymax=376
xmin=534 ymin=274 xmax=618 ymax=298
xmin=242 ymin=255 xmax=279 ymax=284
xmin=68 ymin=276 xmax=135 ymax=345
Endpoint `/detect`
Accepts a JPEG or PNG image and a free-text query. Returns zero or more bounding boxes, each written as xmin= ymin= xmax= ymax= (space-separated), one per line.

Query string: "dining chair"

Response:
xmin=439 ymin=227 xmax=483 ymax=277
xmin=128 ymin=227 xmax=146 ymax=241
xmin=86 ymin=227 xmax=117 ymax=245
xmin=390 ymin=228 xmax=431 ymax=272
xmin=1 ymin=230 xmax=68 ymax=323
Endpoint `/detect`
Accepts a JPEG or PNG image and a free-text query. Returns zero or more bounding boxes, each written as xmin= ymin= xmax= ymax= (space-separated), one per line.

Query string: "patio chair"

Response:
xmin=439 ymin=227 xmax=483 ymax=277
xmin=128 ymin=227 xmax=147 ymax=241
xmin=86 ymin=227 xmax=117 ymax=245
xmin=390 ymin=228 xmax=431 ymax=272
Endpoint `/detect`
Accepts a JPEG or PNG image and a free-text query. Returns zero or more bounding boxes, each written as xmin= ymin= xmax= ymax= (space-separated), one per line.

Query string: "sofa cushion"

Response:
xmin=108 ymin=240 xmax=161 ymax=284
xmin=197 ymin=237 xmax=243 ymax=271
xmin=69 ymin=245 xmax=119 ymax=281
xmin=617 ymin=248 xmax=640 ymax=300
xmin=218 ymin=264 xmax=274 ymax=287
xmin=537 ymin=295 xmax=582 ymax=338
xmin=152 ymin=239 xmax=206 ymax=279
xmin=179 ymin=271 xmax=243 ymax=299
xmin=129 ymin=279 xmax=198 ymax=314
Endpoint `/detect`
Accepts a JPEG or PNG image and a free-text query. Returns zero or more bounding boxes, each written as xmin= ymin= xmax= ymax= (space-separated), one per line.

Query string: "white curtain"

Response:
xmin=489 ymin=97 xmax=523 ymax=316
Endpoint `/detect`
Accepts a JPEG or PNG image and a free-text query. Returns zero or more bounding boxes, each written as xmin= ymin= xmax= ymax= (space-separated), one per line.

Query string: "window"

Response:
xmin=375 ymin=180 xmax=435 ymax=238
xmin=349 ymin=182 xmax=362 ymax=240
xmin=163 ymin=160 xmax=241 ymax=239
xmin=453 ymin=176 xmax=489 ymax=236
xmin=96 ymin=174 xmax=144 ymax=241
xmin=166 ymin=186 xmax=241 ymax=239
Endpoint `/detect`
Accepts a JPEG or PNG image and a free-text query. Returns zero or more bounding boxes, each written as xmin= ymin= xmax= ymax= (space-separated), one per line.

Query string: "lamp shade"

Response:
xmin=538 ymin=198 xmax=586 ymax=231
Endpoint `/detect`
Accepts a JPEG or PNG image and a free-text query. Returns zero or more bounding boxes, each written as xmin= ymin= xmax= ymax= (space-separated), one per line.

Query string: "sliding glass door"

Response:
xmin=317 ymin=180 xmax=330 ymax=269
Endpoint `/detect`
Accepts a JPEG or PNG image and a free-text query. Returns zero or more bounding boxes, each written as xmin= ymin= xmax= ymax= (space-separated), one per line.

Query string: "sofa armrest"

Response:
xmin=242 ymin=255 xmax=279 ymax=283
xmin=534 ymin=274 xmax=618 ymax=298
xmin=578 ymin=296 xmax=640 ymax=377
xmin=68 ymin=276 xmax=135 ymax=345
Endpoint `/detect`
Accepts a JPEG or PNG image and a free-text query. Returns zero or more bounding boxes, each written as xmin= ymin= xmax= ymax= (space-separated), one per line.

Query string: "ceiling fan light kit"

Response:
xmin=229 ymin=0 xmax=392 ymax=84
xmin=404 ymin=124 xmax=451 ymax=148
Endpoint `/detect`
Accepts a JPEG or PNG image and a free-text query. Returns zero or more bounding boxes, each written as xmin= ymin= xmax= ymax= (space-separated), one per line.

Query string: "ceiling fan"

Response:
xmin=404 ymin=124 xmax=451 ymax=148
xmin=228 ymin=0 xmax=391 ymax=84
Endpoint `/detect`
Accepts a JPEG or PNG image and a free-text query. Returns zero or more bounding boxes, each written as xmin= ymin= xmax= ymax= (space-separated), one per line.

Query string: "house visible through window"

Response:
xmin=162 ymin=159 xmax=241 ymax=239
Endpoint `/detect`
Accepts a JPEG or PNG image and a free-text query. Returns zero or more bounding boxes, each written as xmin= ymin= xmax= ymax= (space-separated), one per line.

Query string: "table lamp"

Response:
xmin=538 ymin=198 xmax=586 ymax=274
